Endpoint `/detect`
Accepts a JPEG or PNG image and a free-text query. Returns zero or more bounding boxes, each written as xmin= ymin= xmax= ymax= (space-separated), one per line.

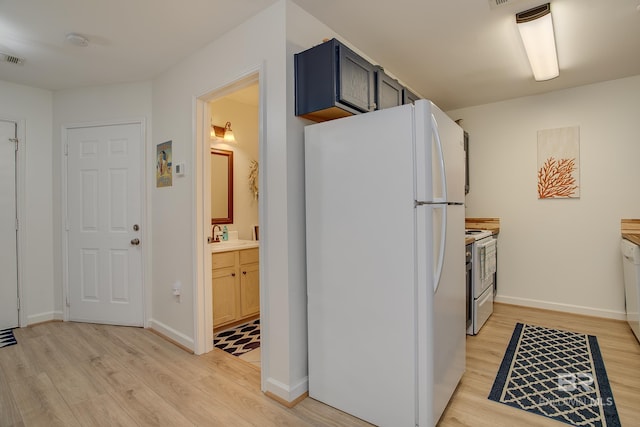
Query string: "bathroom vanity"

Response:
xmin=211 ymin=243 xmax=260 ymax=328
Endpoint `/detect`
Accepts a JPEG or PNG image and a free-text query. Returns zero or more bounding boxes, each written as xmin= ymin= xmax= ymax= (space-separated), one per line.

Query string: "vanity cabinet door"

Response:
xmin=212 ymin=248 xmax=260 ymax=329
xmin=212 ymin=266 xmax=238 ymax=327
xmin=240 ymin=263 xmax=260 ymax=317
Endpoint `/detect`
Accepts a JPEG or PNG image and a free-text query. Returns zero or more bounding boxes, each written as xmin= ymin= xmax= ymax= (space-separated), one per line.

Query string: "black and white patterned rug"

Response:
xmin=0 ymin=328 xmax=17 ymax=349
xmin=489 ymin=323 xmax=620 ymax=427
xmin=213 ymin=319 xmax=260 ymax=357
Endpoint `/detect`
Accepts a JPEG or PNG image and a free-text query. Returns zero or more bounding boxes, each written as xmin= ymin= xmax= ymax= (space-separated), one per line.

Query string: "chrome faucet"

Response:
xmin=210 ymin=224 xmax=222 ymax=243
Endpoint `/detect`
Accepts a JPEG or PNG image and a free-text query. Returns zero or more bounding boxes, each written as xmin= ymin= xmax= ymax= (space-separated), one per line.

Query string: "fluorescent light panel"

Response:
xmin=516 ymin=3 xmax=559 ymax=81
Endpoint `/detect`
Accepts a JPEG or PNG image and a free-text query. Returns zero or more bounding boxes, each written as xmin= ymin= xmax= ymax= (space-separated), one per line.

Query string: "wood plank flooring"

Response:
xmin=1 ymin=303 xmax=639 ymax=426
xmin=439 ymin=303 xmax=640 ymax=426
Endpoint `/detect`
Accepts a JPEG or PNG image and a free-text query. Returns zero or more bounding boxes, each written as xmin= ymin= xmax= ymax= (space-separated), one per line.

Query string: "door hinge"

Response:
xmin=66 ymin=296 xmax=70 ymax=307
xmin=15 ymin=217 xmax=19 ymax=231
xmin=64 ymin=143 xmax=69 ymax=156
xmin=65 ymin=217 xmax=70 ymax=231
xmin=17 ymin=296 xmax=20 ymax=311
xmin=9 ymin=137 xmax=18 ymax=151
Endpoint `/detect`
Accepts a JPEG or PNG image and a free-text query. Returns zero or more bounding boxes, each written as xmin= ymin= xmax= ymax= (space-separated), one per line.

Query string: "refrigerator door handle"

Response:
xmin=431 ymin=113 xmax=447 ymax=203
xmin=434 ymin=204 xmax=447 ymax=293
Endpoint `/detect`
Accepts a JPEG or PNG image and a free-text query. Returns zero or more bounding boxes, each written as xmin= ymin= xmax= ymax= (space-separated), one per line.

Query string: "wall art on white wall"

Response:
xmin=156 ymin=140 xmax=173 ymax=188
xmin=537 ymin=126 xmax=580 ymax=199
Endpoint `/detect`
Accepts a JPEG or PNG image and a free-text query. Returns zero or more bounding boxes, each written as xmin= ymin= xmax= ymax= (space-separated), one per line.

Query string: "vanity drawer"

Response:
xmin=240 ymin=248 xmax=259 ymax=265
xmin=212 ymin=251 xmax=236 ymax=270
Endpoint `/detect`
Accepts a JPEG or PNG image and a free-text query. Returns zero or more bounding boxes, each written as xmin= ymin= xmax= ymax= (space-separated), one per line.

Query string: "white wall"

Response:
xmin=448 ymin=75 xmax=640 ymax=318
xmin=150 ymin=0 xmax=332 ymax=402
xmin=0 ymin=80 xmax=55 ymax=325
xmin=52 ymin=81 xmax=153 ymax=318
xmin=210 ymin=97 xmax=259 ymax=240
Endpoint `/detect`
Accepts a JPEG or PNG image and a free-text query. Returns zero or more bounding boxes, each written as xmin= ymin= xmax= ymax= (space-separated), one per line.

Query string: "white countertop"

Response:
xmin=210 ymin=239 xmax=259 ymax=253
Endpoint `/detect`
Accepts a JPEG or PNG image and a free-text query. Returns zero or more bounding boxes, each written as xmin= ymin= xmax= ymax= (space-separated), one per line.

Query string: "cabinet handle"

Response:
xmin=231 ymin=273 xmax=236 ymax=277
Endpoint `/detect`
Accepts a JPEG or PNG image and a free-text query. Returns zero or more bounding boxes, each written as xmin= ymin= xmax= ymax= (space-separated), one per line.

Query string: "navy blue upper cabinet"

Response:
xmin=403 ymin=88 xmax=420 ymax=105
xmin=295 ymin=38 xmax=376 ymax=122
xmin=375 ymin=67 xmax=403 ymax=110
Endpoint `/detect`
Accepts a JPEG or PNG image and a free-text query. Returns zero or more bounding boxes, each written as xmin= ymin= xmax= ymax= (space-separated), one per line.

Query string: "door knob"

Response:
xmin=131 ymin=238 xmax=140 ymax=246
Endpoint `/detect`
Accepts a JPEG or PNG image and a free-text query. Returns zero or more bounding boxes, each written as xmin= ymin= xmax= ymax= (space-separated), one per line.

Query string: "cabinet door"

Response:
xmin=402 ymin=88 xmax=420 ymax=105
xmin=240 ymin=263 xmax=260 ymax=317
xmin=376 ymin=69 xmax=403 ymax=110
xmin=337 ymin=44 xmax=376 ymax=113
xmin=213 ymin=267 xmax=238 ymax=327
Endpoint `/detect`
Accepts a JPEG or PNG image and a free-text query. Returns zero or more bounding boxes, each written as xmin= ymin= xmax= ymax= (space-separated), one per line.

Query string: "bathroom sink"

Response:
xmin=210 ymin=239 xmax=259 ymax=253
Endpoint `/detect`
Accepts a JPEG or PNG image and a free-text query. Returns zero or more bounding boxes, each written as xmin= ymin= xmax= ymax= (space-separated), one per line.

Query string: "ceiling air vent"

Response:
xmin=488 ymin=0 xmax=527 ymax=9
xmin=0 ymin=52 xmax=25 ymax=65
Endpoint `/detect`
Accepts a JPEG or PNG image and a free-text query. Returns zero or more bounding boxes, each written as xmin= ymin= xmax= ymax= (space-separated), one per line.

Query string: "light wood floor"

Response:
xmin=1 ymin=303 xmax=639 ymax=426
xmin=439 ymin=303 xmax=640 ymax=426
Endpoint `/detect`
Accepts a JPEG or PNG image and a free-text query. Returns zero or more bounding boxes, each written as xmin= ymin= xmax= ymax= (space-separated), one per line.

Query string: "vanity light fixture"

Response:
xmin=211 ymin=121 xmax=236 ymax=143
xmin=516 ymin=3 xmax=559 ymax=81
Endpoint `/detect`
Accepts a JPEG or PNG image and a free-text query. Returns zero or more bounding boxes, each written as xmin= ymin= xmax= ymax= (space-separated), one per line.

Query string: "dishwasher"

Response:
xmin=621 ymin=238 xmax=640 ymax=343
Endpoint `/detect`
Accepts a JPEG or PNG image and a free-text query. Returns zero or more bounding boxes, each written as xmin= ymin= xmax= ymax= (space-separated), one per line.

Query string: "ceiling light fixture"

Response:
xmin=65 ymin=33 xmax=89 ymax=47
xmin=516 ymin=3 xmax=559 ymax=81
xmin=211 ymin=121 xmax=236 ymax=143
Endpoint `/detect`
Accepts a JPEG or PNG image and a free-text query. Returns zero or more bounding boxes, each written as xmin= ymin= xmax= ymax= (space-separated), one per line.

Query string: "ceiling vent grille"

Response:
xmin=0 ymin=52 xmax=25 ymax=65
xmin=488 ymin=0 xmax=527 ymax=9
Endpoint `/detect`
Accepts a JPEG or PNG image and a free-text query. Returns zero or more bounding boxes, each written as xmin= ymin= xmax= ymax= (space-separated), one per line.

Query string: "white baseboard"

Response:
xmin=147 ymin=318 xmax=195 ymax=351
xmin=494 ymin=295 xmax=627 ymax=321
xmin=27 ymin=310 xmax=64 ymax=325
xmin=265 ymin=376 xmax=308 ymax=403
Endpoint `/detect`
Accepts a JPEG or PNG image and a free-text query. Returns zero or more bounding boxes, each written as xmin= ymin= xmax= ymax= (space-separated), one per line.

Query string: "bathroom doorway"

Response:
xmin=209 ymin=81 xmax=261 ymax=368
xmin=195 ymin=70 xmax=263 ymax=371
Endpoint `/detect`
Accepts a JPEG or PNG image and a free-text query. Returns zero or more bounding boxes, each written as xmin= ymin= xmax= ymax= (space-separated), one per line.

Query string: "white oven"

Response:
xmin=465 ymin=230 xmax=497 ymax=335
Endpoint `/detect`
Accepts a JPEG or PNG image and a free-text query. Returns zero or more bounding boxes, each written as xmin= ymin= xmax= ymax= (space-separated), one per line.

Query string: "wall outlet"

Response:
xmin=172 ymin=281 xmax=182 ymax=296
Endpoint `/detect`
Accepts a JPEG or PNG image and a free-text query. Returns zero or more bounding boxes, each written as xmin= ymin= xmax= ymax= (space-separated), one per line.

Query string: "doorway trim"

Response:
xmin=1 ymin=118 xmax=26 ymax=328
xmin=193 ymin=65 xmax=266 ymax=365
xmin=60 ymin=118 xmax=148 ymax=325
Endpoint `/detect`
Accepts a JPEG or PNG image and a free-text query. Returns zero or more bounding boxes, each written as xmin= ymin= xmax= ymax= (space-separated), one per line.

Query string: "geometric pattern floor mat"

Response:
xmin=0 ymin=328 xmax=17 ymax=349
xmin=489 ymin=323 xmax=620 ymax=427
xmin=213 ymin=318 xmax=260 ymax=357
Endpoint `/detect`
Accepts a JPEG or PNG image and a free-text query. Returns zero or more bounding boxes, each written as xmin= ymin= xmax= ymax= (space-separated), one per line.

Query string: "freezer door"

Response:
xmin=414 ymin=100 xmax=465 ymax=203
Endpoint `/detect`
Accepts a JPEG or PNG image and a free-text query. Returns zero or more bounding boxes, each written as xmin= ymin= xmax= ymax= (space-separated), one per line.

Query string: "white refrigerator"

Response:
xmin=305 ymin=100 xmax=466 ymax=426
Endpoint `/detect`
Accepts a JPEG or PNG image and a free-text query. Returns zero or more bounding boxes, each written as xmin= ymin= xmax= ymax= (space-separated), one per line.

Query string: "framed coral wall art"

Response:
xmin=156 ymin=140 xmax=173 ymax=188
xmin=537 ymin=126 xmax=580 ymax=199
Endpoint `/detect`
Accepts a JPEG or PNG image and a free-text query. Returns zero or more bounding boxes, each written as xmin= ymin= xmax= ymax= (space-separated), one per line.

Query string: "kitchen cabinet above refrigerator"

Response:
xmin=294 ymin=38 xmax=420 ymax=123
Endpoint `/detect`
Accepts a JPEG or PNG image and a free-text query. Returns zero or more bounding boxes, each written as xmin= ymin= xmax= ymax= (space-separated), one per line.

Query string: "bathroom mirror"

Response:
xmin=211 ymin=148 xmax=233 ymax=224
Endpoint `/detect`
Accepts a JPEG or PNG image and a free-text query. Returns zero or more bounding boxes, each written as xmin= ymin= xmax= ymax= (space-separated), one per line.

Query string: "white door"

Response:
xmin=0 ymin=120 xmax=19 ymax=330
xmin=66 ymin=123 xmax=143 ymax=326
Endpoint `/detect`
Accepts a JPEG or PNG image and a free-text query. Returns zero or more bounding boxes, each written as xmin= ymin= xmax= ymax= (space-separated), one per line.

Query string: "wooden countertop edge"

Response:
xmin=465 ymin=218 xmax=500 ymax=234
xmin=621 ymin=219 xmax=640 ymax=235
